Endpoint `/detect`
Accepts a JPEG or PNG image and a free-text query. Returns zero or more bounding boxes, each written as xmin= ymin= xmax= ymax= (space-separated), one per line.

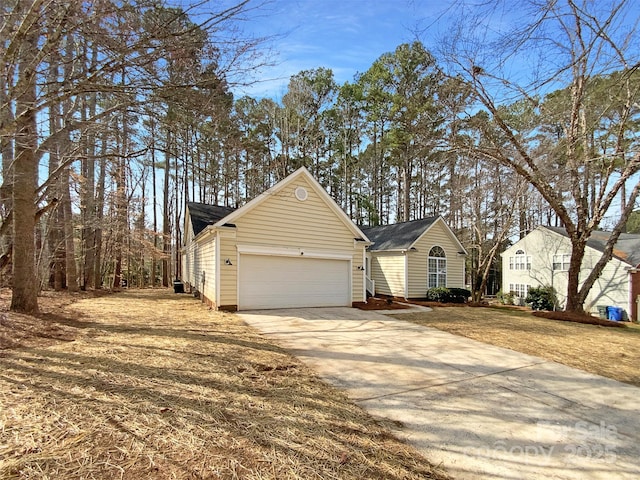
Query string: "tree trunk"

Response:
xmin=564 ymin=240 xmax=586 ymax=313
xmin=151 ymin=121 xmax=158 ymax=287
xmin=50 ymin=199 xmax=65 ymax=290
xmin=162 ymin=127 xmax=172 ymax=287
xmin=93 ymin=137 xmax=107 ymax=289
xmin=0 ymin=59 xmax=14 ymax=214
xmin=46 ymin=50 xmax=65 ymax=291
xmin=139 ymin=164 xmax=147 ymax=288
xmin=81 ymin=43 xmax=98 ymax=289
xmin=11 ymin=19 xmax=39 ymax=314
xmin=61 ymin=35 xmax=78 ymax=292
xmin=62 ymin=172 xmax=78 ymax=291
xmin=175 ymin=134 xmax=183 ymax=281
xmin=402 ymin=156 xmax=412 ymax=222
xmin=113 ymin=132 xmax=127 ymax=289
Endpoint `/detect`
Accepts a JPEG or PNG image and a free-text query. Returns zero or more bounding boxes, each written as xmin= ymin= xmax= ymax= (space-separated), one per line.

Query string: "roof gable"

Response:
xmin=363 ymin=216 xmax=466 ymax=253
xmin=501 ymin=230 xmax=539 ymax=256
xmin=363 ymin=217 xmax=437 ymax=251
xmin=213 ymin=167 xmax=370 ymax=241
xmin=504 ymin=226 xmax=640 ymax=267
xmin=187 ymin=203 xmax=236 ymax=237
xmin=543 ymin=226 xmax=640 ymax=267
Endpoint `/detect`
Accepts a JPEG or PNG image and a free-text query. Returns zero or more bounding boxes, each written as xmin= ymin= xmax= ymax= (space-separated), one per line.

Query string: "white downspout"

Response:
xmin=215 ymin=230 xmax=221 ymax=309
xmin=404 ymin=252 xmax=409 ymax=299
xmin=362 ymin=246 xmax=367 ymax=301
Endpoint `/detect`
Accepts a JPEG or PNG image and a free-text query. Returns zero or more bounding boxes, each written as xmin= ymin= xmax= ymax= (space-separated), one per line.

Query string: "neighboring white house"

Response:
xmin=362 ymin=217 xmax=467 ymax=298
xmin=501 ymin=226 xmax=640 ymax=317
xmin=182 ymin=167 xmax=371 ymax=311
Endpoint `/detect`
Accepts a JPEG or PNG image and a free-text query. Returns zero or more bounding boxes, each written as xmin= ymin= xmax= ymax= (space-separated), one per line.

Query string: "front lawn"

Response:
xmin=0 ymin=290 xmax=448 ymax=480
xmin=394 ymin=306 xmax=640 ymax=387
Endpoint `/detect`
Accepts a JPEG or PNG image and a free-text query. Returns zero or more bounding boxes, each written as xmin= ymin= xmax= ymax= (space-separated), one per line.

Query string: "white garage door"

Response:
xmin=239 ymin=255 xmax=351 ymax=310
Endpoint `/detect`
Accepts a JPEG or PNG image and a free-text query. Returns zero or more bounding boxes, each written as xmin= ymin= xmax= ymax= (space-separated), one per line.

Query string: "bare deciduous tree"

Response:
xmin=440 ymin=0 xmax=640 ymax=312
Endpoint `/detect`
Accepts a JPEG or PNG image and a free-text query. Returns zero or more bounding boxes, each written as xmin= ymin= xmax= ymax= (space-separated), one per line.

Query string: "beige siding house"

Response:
xmin=362 ymin=217 xmax=467 ymax=298
xmin=182 ymin=167 xmax=370 ymax=311
xmin=501 ymin=226 xmax=640 ymax=318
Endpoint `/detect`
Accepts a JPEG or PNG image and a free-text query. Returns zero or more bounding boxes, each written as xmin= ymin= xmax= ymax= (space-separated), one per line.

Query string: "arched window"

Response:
xmin=428 ymin=246 xmax=447 ymax=288
xmin=509 ymin=249 xmax=531 ymax=270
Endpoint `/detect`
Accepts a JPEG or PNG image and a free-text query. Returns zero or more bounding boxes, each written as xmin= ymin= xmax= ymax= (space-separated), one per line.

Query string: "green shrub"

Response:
xmin=448 ymin=288 xmax=471 ymax=303
xmin=496 ymin=290 xmax=514 ymax=305
xmin=425 ymin=287 xmax=450 ymax=302
xmin=425 ymin=287 xmax=470 ymax=303
xmin=525 ymin=285 xmax=557 ymax=311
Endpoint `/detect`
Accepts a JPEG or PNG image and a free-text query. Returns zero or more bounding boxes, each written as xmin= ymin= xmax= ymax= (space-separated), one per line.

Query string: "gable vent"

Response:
xmin=295 ymin=186 xmax=308 ymax=201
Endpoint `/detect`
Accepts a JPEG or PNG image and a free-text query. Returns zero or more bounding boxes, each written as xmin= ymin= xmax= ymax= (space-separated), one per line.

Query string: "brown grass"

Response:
xmin=531 ymin=310 xmax=627 ymax=327
xmin=394 ymin=305 xmax=640 ymax=387
xmin=0 ymin=289 xmax=448 ymax=480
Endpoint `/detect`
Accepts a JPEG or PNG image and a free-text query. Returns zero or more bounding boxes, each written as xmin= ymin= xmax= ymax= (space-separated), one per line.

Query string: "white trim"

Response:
xmin=193 ymin=224 xmax=234 ymax=244
xmin=183 ymin=206 xmax=193 ymax=247
xmin=349 ymin=258 xmax=353 ymax=304
xmin=196 ymin=225 xmax=216 ymax=243
xmin=362 ymin=246 xmax=367 ymax=300
xmin=428 ymin=245 xmax=448 ymax=288
xmin=463 ymin=253 xmax=466 ymax=290
xmin=410 ymin=216 xmax=467 ymax=255
xmin=629 ymin=271 xmax=633 ymax=318
xmin=552 ymin=253 xmax=570 ymax=271
xmin=214 ymin=231 xmax=221 ymax=308
xmin=236 ymin=249 xmax=241 ymax=309
xmin=294 ymin=186 xmax=308 ymax=201
xmin=237 ymin=253 xmax=352 ymax=310
xmin=211 ymin=167 xmax=371 ymax=243
xmin=354 ymin=238 xmax=373 ymax=248
xmin=404 ymin=253 xmax=409 ymax=299
xmin=236 ymin=244 xmax=353 ymax=260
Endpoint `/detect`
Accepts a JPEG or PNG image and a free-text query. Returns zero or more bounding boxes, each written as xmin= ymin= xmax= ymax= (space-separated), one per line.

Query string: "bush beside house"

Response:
xmin=525 ymin=286 xmax=558 ymax=311
xmin=425 ymin=287 xmax=470 ymax=304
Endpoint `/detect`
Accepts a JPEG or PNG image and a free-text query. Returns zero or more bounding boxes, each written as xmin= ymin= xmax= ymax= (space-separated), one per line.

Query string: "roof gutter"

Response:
xmin=368 ymin=248 xmax=411 ymax=253
xmin=355 ymin=238 xmax=373 ymax=247
xmin=195 ymin=224 xmax=236 ymax=243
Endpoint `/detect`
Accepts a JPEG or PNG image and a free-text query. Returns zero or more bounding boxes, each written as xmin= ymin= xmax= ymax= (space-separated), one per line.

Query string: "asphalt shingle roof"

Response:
xmin=543 ymin=226 xmax=640 ymax=267
xmin=187 ymin=202 xmax=236 ymax=236
xmin=362 ymin=217 xmax=439 ymax=251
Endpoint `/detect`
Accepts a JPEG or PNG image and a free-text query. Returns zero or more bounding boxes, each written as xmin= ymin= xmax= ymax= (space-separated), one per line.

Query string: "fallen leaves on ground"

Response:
xmin=0 ymin=289 xmax=448 ymax=480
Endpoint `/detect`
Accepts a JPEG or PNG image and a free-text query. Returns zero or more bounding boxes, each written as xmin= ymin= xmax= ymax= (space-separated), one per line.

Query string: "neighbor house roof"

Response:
xmin=362 ymin=217 xmax=441 ymax=251
xmin=187 ymin=202 xmax=236 ymax=237
xmin=543 ymin=226 xmax=640 ymax=267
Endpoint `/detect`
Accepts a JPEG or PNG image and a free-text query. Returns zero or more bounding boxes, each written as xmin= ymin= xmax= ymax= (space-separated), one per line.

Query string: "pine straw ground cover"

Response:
xmin=394 ymin=306 xmax=640 ymax=387
xmin=0 ymin=289 xmax=449 ymax=480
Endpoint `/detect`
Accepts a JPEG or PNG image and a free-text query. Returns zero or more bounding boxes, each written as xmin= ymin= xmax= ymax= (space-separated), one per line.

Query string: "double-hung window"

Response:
xmin=553 ymin=254 xmax=571 ymax=271
xmin=509 ymin=283 xmax=530 ymax=298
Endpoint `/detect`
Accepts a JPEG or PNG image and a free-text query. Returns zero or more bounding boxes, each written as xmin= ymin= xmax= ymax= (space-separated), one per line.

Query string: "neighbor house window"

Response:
xmin=509 ymin=283 xmax=530 ymax=298
xmin=428 ymin=246 xmax=447 ymax=288
xmin=509 ymin=249 xmax=531 ymax=270
xmin=553 ymin=254 xmax=571 ymax=271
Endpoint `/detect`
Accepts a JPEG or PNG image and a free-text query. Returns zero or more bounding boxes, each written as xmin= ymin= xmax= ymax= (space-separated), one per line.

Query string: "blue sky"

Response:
xmin=230 ymin=0 xmax=459 ymax=98
xmin=201 ymin=0 xmax=640 ymax=101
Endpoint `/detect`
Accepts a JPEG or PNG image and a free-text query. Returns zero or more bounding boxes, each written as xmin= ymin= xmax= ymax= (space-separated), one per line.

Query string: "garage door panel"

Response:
xmin=239 ymin=255 xmax=350 ymax=310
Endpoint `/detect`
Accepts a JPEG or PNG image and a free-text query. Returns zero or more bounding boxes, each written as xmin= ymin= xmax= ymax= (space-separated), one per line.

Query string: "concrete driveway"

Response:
xmin=238 ymin=307 xmax=640 ymax=479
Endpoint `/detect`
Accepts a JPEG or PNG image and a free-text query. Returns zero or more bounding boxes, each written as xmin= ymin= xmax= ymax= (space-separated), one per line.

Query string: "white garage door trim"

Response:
xmin=238 ymin=253 xmax=352 ymax=310
xmin=237 ymin=243 xmax=352 ymax=260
